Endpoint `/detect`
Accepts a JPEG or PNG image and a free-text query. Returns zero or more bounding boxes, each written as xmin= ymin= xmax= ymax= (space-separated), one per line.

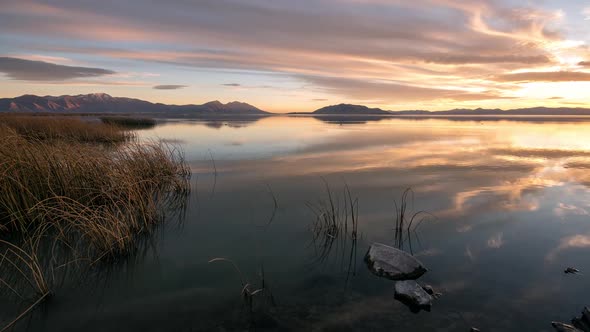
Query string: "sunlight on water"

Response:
xmin=6 ymin=116 xmax=590 ymax=331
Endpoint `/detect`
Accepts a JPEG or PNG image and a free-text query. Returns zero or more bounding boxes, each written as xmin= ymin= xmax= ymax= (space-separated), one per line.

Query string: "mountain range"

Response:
xmin=0 ymin=93 xmax=268 ymax=115
xmin=309 ymin=103 xmax=590 ymax=116
xmin=2 ymin=94 xmax=590 ymax=116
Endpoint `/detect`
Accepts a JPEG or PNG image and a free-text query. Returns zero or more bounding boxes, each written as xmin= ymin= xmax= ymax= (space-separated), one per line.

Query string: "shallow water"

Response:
xmin=4 ymin=116 xmax=590 ymax=331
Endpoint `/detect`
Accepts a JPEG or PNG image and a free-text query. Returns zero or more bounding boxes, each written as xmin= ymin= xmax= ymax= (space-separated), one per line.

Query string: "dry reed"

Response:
xmin=306 ymin=181 xmax=359 ymax=280
xmin=393 ymin=188 xmax=435 ymax=253
xmin=0 ymin=115 xmax=130 ymax=143
xmin=99 ymin=116 xmax=157 ymax=129
xmin=0 ymin=116 xmax=190 ymax=313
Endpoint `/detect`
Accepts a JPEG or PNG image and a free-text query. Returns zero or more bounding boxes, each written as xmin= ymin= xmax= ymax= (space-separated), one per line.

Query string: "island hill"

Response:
xmin=306 ymin=103 xmax=590 ymax=116
xmin=3 ymin=93 xmax=590 ymax=117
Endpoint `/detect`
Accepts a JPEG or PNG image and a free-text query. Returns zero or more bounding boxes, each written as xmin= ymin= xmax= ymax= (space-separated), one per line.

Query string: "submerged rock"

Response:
xmin=422 ymin=284 xmax=434 ymax=295
xmin=394 ymin=280 xmax=433 ymax=312
xmin=565 ymin=267 xmax=581 ymax=274
xmin=364 ymin=243 xmax=427 ymax=280
xmin=422 ymin=284 xmax=443 ymax=299
xmin=552 ymin=322 xmax=583 ymax=332
xmin=572 ymin=307 xmax=590 ymax=331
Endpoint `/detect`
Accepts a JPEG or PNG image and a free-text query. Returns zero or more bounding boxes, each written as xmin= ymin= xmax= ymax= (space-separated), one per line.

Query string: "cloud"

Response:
xmin=152 ymin=84 xmax=187 ymax=90
xmin=546 ymin=234 xmax=590 ymax=261
xmin=0 ymin=0 xmax=583 ymax=109
xmin=489 ymin=147 xmax=590 ymax=159
xmin=579 ymin=61 xmax=590 ymax=67
xmin=303 ymin=75 xmax=506 ymax=103
xmin=487 ymin=233 xmax=504 ymax=249
xmin=312 ymin=98 xmax=328 ymax=101
xmin=493 ymin=71 xmax=590 ymax=82
xmin=0 ymin=56 xmax=115 ymax=81
xmin=554 ymin=203 xmax=589 ymax=218
xmin=422 ymin=54 xmax=550 ymax=65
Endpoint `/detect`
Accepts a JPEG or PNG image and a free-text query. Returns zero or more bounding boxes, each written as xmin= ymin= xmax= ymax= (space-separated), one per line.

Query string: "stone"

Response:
xmin=565 ymin=267 xmax=581 ymax=274
xmin=552 ymin=322 xmax=583 ymax=332
xmin=572 ymin=307 xmax=590 ymax=331
xmin=364 ymin=243 xmax=427 ymax=280
xmin=394 ymin=280 xmax=433 ymax=312
xmin=422 ymin=285 xmax=434 ymax=295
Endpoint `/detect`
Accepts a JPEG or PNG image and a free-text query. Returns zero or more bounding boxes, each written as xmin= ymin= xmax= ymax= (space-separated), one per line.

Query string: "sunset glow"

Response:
xmin=2 ymin=0 xmax=590 ymax=112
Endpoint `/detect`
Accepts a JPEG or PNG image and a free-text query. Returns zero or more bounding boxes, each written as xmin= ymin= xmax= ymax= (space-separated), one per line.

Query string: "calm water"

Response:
xmin=5 ymin=116 xmax=590 ymax=331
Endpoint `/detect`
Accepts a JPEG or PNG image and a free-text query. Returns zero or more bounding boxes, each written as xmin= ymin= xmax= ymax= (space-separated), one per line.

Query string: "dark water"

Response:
xmin=4 ymin=116 xmax=590 ymax=331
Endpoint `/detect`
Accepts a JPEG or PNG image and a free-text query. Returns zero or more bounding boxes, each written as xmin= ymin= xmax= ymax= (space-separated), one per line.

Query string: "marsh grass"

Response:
xmin=0 ymin=232 xmax=52 ymax=332
xmin=0 ymin=116 xmax=190 ymax=328
xmin=0 ymin=115 xmax=131 ymax=143
xmin=208 ymin=258 xmax=276 ymax=323
xmin=208 ymin=149 xmax=217 ymax=198
xmin=0 ymin=237 xmax=49 ymax=299
xmin=99 ymin=116 xmax=157 ymax=129
xmin=265 ymin=185 xmax=278 ymax=227
xmin=393 ymin=188 xmax=435 ymax=254
xmin=306 ymin=181 xmax=359 ymax=281
xmin=0 ymin=127 xmax=190 ymax=258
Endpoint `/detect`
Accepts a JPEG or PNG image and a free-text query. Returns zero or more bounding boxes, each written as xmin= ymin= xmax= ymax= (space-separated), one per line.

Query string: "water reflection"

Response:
xmin=306 ymin=181 xmax=359 ymax=286
xmin=136 ymin=116 xmax=590 ymax=330
xmin=5 ymin=116 xmax=590 ymax=331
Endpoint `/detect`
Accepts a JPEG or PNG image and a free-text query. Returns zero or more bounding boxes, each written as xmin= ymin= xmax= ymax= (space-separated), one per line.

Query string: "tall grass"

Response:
xmin=0 ymin=116 xmax=191 ymax=328
xmin=306 ymin=181 xmax=359 ymax=281
xmin=99 ymin=116 xmax=157 ymax=129
xmin=0 ymin=232 xmax=51 ymax=332
xmin=0 ymin=126 xmax=190 ymax=258
xmin=307 ymin=182 xmax=359 ymax=245
xmin=0 ymin=115 xmax=130 ymax=143
xmin=393 ymin=188 xmax=435 ymax=254
xmin=208 ymin=258 xmax=275 ymax=324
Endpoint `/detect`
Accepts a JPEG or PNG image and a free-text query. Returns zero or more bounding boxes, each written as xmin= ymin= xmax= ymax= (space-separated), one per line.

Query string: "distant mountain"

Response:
xmin=0 ymin=93 xmax=268 ymax=115
xmin=432 ymin=107 xmax=590 ymax=116
xmin=5 ymin=94 xmax=590 ymax=117
xmin=313 ymin=104 xmax=391 ymax=115
xmin=310 ymin=104 xmax=590 ymax=116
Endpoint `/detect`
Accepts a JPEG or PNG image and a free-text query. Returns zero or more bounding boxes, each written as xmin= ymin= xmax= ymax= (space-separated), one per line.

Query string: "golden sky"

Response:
xmin=2 ymin=0 xmax=590 ymax=112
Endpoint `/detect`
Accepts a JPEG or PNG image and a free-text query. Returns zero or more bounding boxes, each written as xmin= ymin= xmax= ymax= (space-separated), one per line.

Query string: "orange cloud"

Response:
xmin=494 ymin=71 xmax=590 ymax=82
xmin=1 ymin=0 xmax=589 ymax=110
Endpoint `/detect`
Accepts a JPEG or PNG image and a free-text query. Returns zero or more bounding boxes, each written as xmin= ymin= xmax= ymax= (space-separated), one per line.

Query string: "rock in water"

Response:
xmin=364 ymin=243 xmax=427 ymax=280
xmin=565 ymin=267 xmax=581 ymax=274
xmin=394 ymin=280 xmax=433 ymax=312
xmin=552 ymin=322 xmax=583 ymax=332
xmin=572 ymin=307 xmax=590 ymax=331
xmin=422 ymin=284 xmax=434 ymax=295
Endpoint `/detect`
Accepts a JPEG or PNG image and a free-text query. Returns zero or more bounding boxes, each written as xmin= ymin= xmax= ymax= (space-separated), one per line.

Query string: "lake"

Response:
xmin=7 ymin=116 xmax=590 ymax=331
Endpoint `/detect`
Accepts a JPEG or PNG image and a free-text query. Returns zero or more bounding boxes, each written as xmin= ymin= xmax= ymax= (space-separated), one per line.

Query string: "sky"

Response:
xmin=2 ymin=0 xmax=590 ymax=113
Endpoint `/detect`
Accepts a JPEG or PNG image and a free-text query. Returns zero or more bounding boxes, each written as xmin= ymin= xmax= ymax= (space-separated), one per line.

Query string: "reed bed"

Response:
xmin=0 ymin=115 xmax=130 ymax=143
xmin=0 ymin=116 xmax=190 ymax=318
xmin=99 ymin=116 xmax=157 ymax=129
xmin=0 ymin=126 xmax=190 ymax=258
xmin=306 ymin=181 xmax=359 ymax=280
